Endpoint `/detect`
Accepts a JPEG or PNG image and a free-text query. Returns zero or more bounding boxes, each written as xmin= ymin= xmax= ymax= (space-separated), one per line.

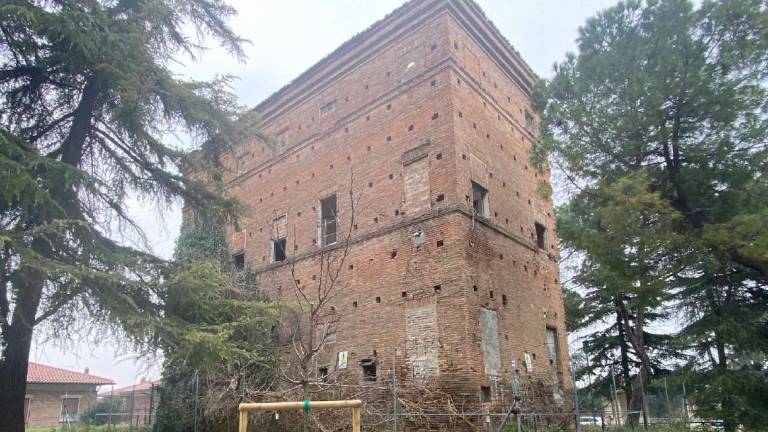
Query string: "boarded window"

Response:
xmin=480 ymin=308 xmax=502 ymax=377
xmin=320 ymin=194 xmax=337 ymax=246
xmin=319 ymin=100 xmax=336 ymax=117
xmin=403 ymin=157 xmax=431 ymax=215
xmin=399 ymin=43 xmax=425 ymax=83
xmin=471 ymin=182 xmax=489 ymax=217
xmin=60 ymin=397 xmax=79 ymax=423
xmin=546 ymin=327 xmax=559 ymax=367
xmin=406 ymin=303 xmax=439 ymax=383
xmin=535 ymin=223 xmax=547 ymax=249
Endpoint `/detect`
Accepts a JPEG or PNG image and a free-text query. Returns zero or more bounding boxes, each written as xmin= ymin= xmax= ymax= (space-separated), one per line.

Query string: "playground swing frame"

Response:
xmin=238 ymin=399 xmax=362 ymax=432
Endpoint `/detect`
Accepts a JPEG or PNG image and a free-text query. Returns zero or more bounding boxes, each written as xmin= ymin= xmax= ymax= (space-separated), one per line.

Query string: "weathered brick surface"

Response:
xmin=218 ymin=0 xmax=571 ymax=414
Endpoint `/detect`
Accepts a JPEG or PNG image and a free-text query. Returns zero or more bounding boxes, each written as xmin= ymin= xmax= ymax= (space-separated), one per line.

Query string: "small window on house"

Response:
xmin=471 ymin=181 xmax=489 ymax=217
xmin=525 ymin=110 xmax=535 ymax=131
xmin=60 ymin=397 xmax=79 ymax=423
xmin=480 ymin=386 xmax=492 ymax=403
xmin=360 ymin=359 xmax=377 ymax=381
xmin=320 ymin=194 xmax=338 ymax=246
xmin=535 ymin=223 xmax=547 ymax=250
xmin=320 ymin=100 xmax=336 ymax=118
xmin=233 ymin=252 xmax=245 ymax=270
xmin=272 ymin=238 xmax=287 ymax=262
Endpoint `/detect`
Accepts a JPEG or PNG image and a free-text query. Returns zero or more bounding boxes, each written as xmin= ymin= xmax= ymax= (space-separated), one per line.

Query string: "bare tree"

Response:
xmin=271 ymin=171 xmax=362 ymax=402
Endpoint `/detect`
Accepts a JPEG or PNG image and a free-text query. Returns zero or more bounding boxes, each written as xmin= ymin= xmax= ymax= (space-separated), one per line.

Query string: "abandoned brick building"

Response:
xmin=222 ymin=0 xmax=571 ymax=413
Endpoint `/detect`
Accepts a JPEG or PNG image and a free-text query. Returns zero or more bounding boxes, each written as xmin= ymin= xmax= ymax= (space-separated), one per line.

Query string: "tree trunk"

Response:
xmin=0 ymin=240 xmax=47 ymax=432
xmin=615 ymin=306 xmax=632 ymax=407
xmin=0 ymin=75 xmax=99 ymax=431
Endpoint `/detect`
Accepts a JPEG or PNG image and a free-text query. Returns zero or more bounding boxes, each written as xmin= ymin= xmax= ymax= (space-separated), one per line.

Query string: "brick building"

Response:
xmin=24 ymin=362 xmax=114 ymax=428
xmin=221 ymin=0 xmax=570 ymax=416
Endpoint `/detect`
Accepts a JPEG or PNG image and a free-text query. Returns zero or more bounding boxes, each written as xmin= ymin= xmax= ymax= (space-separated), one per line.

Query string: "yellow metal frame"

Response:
xmin=238 ymin=399 xmax=362 ymax=432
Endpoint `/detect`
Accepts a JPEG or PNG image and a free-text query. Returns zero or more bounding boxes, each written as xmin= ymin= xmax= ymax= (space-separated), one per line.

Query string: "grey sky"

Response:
xmin=33 ymin=0 xmax=618 ymax=388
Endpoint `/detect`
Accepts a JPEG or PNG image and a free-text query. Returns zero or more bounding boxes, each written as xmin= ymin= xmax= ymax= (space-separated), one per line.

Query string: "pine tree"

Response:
xmin=0 ymin=1 xmax=257 ymax=430
xmin=155 ymin=213 xmax=278 ymax=432
xmin=535 ymin=0 xmax=768 ymax=428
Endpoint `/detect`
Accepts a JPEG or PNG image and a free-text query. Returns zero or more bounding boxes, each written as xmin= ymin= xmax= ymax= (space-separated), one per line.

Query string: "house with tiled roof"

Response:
xmin=25 ymin=362 xmax=114 ymax=428
xmin=98 ymin=378 xmax=160 ymax=427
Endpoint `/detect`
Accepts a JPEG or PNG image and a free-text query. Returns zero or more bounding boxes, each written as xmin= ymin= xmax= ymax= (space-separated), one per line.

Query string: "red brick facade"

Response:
xmin=222 ymin=0 xmax=570 ymax=412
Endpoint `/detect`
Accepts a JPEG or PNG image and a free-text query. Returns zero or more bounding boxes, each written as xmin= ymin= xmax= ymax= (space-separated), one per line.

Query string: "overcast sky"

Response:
xmin=32 ymin=0 xmax=619 ymax=388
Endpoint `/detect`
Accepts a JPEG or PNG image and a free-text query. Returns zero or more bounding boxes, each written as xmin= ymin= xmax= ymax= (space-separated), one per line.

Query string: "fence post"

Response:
xmin=194 ymin=370 xmax=199 ymax=432
xmin=573 ymin=367 xmax=580 ymax=432
xmin=352 ymin=407 xmax=361 ymax=432
xmin=238 ymin=410 xmax=248 ymax=432
xmin=392 ymin=351 xmax=397 ymax=432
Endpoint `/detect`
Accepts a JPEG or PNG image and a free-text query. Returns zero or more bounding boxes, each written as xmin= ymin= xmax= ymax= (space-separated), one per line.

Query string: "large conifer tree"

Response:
xmin=536 ymin=0 xmax=768 ymax=428
xmin=0 ymin=1 xmax=256 ymax=430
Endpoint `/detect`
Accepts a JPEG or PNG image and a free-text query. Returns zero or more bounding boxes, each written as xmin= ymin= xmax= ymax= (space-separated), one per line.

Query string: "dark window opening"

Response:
xmin=321 ymin=194 xmax=338 ymax=246
xmin=471 ymin=182 xmax=489 ymax=217
xmin=535 ymin=223 xmax=547 ymax=250
xmin=233 ymin=252 xmax=245 ymax=270
xmin=318 ymin=366 xmax=329 ymax=381
xmin=502 ymin=295 xmax=508 ymax=306
xmin=480 ymin=386 xmax=491 ymax=403
xmin=360 ymin=359 xmax=377 ymax=381
xmin=525 ymin=110 xmax=535 ymax=131
xmin=273 ymin=238 xmax=287 ymax=262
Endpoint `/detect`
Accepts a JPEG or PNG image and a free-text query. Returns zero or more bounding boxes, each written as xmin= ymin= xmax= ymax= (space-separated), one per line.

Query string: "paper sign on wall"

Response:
xmin=337 ymin=351 xmax=348 ymax=369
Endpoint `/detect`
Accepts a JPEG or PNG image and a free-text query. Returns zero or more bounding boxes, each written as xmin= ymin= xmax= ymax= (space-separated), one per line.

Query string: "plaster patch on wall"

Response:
xmin=403 ymin=157 xmax=431 ymax=215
